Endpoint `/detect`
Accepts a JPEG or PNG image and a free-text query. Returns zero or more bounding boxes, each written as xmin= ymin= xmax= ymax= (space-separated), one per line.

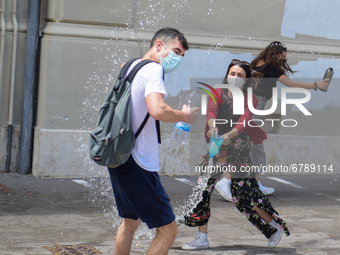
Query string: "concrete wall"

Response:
xmin=0 ymin=0 xmax=339 ymax=175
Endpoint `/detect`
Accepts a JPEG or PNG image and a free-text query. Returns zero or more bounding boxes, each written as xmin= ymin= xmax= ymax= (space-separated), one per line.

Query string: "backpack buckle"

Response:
xmin=104 ymin=139 xmax=109 ymax=147
xmin=120 ymin=128 xmax=125 ymax=134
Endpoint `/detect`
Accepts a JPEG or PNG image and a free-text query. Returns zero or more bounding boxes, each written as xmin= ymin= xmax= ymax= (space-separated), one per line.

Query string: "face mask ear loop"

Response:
xmin=159 ymin=41 xmax=169 ymax=60
xmin=161 ymin=41 xmax=169 ymax=51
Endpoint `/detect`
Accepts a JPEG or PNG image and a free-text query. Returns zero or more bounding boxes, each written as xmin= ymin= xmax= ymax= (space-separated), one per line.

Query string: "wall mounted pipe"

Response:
xmin=0 ymin=0 xmax=6 ymax=110
xmin=18 ymin=0 xmax=41 ymax=175
xmin=6 ymin=0 xmax=18 ymax=173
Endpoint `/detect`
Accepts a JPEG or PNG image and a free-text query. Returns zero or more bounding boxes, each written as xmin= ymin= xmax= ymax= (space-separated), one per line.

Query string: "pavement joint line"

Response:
xmin=266 ymin=177 xmax=306 ymax=190
xmin=266 ymin=176 xmax=340 ymax=202
xmin=173 ymin=177 xmax=226 ymax=196
xmin=174 ymin=178 xmax=196 ymax=186
xmin=73 ymin=179 xmax=93 ymax=188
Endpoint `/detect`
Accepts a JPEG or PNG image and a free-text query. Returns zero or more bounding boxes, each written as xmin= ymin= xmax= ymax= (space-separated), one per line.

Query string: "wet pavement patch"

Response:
xmin=44 ymin=244 xmax=102 ymax=254
xmin=0 ymin=183 xmax=16 ymax=194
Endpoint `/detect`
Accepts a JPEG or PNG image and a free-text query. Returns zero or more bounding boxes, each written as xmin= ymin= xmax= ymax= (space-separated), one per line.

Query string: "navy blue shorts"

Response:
xmin=108 ymin=155 xmax=175 ymax=229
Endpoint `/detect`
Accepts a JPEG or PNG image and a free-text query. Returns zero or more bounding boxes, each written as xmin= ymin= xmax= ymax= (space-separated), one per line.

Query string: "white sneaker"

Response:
xmin=181 ymin=232 xmax=210 ymax=250
xmin=268 ymin=227 xmax=283 ymax=247
xmin=215 ymin=177 xmax=233 ymax=202
xmin=258 ymin=181 xmax=275 ymax=195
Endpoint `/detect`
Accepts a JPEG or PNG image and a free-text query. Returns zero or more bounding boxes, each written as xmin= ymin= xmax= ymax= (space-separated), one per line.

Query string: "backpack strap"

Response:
xmin=155 ymin=118 xmax=161 ymax=144
xmin=118 ymin=58 xmax=140 ymax=79
xmin=126 ymin=59 xmax=153 ymax=82
xmin=113 ymin=58 xmax=140 ymax=92
xmin=135 ymin=113 xmax=150 ymax=139
xmin=134 ymin=113 xmax=161 ymax=144
xmin=125 ymin=59 xmax=162 ymax=144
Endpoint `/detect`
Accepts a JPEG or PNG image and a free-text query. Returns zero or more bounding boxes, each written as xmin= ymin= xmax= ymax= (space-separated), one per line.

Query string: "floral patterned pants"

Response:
xmin=184 ymin=132 xmax=290 ymax=239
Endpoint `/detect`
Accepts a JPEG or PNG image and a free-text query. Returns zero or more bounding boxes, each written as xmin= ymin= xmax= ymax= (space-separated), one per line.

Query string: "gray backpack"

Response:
xmin=89 ymin=58 xmax=161 ymax=168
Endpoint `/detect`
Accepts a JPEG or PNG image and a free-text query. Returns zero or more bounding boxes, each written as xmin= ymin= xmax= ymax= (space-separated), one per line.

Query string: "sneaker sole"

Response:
xmin=268 ymin=229 xmax=282 ymax=248
xmin=262 ymin=189 xmax=275 ymax=195
xmin=215 ymin=183 xmax=233 ymax=202
xmin=181 ymin=244 xmax=210 ymax=250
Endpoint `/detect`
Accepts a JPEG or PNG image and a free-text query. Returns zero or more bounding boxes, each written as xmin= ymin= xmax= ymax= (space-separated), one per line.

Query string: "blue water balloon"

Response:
xmin=209 ymin=135 xmax=224 ymax=158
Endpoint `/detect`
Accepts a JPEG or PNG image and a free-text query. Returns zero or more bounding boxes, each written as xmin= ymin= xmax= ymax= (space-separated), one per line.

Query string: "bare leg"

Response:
xmin=254 ymin=205 xmax=272 ymax=223
xmin=146 ymin=220 xmax=178 ymax=255
xmin=224 ymin=172 xmax=231 ymax=180
xmin=255 ymin=173 xmax=260 ymax=181
xmin=114 ymin=218 xmax=141 ymax=255
xmin=198 ymin=223 xmax=208 ymax=234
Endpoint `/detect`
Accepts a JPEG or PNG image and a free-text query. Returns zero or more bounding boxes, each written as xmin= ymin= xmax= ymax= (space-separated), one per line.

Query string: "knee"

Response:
xmin=121 ymin=218 xmax=141 ymax=233
xmin=159 ymin=221 xmax=178 ymax=241
xmin=168 ymin=221 xmax=178 ymax=240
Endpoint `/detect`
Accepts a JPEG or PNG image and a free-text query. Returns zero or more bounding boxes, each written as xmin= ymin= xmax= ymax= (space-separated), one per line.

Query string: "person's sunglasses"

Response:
xmin=232 ymin=59 xmax=250 ymax=66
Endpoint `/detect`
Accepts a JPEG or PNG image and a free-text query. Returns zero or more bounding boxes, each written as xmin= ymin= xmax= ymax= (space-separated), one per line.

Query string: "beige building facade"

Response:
xmin=0 ymin=0 xmax=339 ymax=176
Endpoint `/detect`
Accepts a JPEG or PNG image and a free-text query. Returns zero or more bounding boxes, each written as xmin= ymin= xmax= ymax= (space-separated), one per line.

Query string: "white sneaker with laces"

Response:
xmin=181 ymin=232 xmax=210 ymax=250
xmin=268 ymin=227 xmax=283 ymax=247
xmin=215 ymin=177 xmax=233 ymax=202
xmin=258 ymin=180 xmax=275 ymax=195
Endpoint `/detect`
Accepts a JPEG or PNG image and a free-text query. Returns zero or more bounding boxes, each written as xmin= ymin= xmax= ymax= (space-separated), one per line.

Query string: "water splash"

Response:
xmin=175 ymin=172 xmax=211 ymax=225
xmin=73 ymin=36 xmax=136 ymax=236
xmin=77 ymin=0 xmax=340 ymax=241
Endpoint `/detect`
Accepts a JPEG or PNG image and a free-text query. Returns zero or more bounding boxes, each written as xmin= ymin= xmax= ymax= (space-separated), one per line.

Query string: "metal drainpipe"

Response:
xmin=0 ymin=0 xmax=6 ymax=111
xmin=18 ymin=0 xmax=41 ymax=175
xmin=6 ymin=0 xmax=18 ymax=173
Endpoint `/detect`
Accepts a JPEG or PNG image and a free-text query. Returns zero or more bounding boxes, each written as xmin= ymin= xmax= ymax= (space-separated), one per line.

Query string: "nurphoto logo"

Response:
xmin=196 ymin=82 xmax=312 ymax=128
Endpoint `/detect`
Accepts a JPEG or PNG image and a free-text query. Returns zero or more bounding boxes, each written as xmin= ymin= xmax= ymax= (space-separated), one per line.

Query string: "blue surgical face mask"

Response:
xmin=159 ymin=42 xmax=182 ymax=73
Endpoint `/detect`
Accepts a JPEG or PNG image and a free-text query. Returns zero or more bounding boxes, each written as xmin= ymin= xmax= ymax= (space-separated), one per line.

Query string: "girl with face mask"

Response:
xmin=214 ymin=42 xmax=330 ymax=200
xmin=181 ymin=59 xmax=290 ymax=250
xmin=249 ymin=41 xmax=329 ymax=194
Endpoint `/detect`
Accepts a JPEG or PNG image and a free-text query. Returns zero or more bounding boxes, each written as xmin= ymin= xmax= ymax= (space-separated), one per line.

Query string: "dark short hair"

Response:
xmin=150 ymin=27 xmax=189 ymax=50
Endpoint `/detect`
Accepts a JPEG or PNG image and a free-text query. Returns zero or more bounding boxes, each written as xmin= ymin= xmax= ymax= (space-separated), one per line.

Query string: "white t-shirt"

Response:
xmin=125 ymin=59 xmax=167 ymax=172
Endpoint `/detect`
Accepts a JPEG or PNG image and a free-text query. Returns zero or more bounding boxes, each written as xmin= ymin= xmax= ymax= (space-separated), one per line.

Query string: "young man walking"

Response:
xmin=108 ymin=27 xmax=198 ymax=255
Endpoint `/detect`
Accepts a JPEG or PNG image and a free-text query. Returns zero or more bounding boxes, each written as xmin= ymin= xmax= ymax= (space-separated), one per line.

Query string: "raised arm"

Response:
xmin=278 ymin=74 xmax=329 ymax=91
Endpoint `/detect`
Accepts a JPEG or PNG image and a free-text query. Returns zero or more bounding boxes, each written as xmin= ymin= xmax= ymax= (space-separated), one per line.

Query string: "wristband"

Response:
xmin=209 ymin=126 xmax=216 ymax=130
xmin=314 ymin=81 xmax=318 ymax=91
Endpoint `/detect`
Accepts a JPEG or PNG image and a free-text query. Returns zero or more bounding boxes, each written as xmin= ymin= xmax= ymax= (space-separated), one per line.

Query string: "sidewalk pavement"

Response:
xmin=0 ymin=172 xmax=339 ymax=255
